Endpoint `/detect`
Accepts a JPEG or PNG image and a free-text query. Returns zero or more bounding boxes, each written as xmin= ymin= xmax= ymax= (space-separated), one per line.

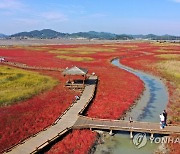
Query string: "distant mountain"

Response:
xmin=10 ymin=29 xmax=133 ymax=40
xmin=71 ymin=31 xmax=117 ymax=39
xmin=115 ymin=34 xmax=134 ymax=40
xmin=11 ymin=29 xmax=68 ymax=39
xmin=0 ymin=33 xmax=8 ymax=38
xmin=9 ymin=29 xmax=180 ymax=40
xmin=155 ymin=35 xmax=180 ymax=40
xmin=133 ymin=34 xmax=180 ymax=40
xmin=71 ymin=31 xmax=134 ymax=40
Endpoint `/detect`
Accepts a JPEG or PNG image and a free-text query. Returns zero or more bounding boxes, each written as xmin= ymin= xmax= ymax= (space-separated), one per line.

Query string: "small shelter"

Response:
xmin=62 ymin=66 xmax=88 ymax=89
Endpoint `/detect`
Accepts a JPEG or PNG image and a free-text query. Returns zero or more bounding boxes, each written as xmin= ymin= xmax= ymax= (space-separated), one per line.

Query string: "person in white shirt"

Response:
xmin=75 ymin=95 xmax=80 ymax=101
xmin=159 ymin=114 xmax=165 ymax=129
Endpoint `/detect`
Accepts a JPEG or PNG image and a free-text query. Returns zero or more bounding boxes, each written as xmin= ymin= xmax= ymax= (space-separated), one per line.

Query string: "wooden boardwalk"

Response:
xmin=3 ymin=62 xmax=62 ymax=72
xmin=73 ymin=116 xmax=180 ymax=136
xmin=5 ymin=76 xmax=97 ymax=154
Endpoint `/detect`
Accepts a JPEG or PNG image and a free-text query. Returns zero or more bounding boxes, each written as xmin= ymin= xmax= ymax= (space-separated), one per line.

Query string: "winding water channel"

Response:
xmin=94 ymin=58 xmax=169 ymax=154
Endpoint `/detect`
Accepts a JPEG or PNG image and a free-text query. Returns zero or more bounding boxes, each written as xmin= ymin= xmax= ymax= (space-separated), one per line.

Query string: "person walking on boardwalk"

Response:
xmin=163 ymin=110 xmax=167 ymax=126
xmin=129 ymin=116 xmax=133 ymax=123
xmin=75 ymin=95 xmax=80 ymax=101
xmin=159 ymin=114 xmax=165 ymax=129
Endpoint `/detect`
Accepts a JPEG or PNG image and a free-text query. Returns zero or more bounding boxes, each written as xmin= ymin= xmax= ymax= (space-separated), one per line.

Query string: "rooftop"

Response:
xmin=62 ymin=66 xmax=88 ymax=76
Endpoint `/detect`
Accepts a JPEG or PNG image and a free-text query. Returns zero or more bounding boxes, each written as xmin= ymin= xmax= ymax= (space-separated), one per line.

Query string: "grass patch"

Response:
xmin=155 ymin=49 xmax=170 ymax=53
xmin=102 ymin=44 xmax=138 ymax=48
xmin=155 ymin=49 xmax=180 ymax=53
xmin=152 ymin=42 xmax=180 ymax=47
xmin=49 ymin=50 xmax=96 ymax=55
xmin=57 ymin=55 xmax=94 ymax=62
xmin=156 ymin=54 xmax=180 ymax=60
xmin=157 ymin=59 xmax=180 ymax=124
xmin=15 ymin=46 xmax=51 ymax=52
xmin=0 ymin=66 xmax=58 ymax=106
xmin=0 ymin=46 xmax=116 ymax=55
xmin=157 ymin=61 xmax=180 ymax=85
xmin=0 ymin=46 xmax=53 ymax=52
xmin=52 ymin=46 xmax=115 ymax=54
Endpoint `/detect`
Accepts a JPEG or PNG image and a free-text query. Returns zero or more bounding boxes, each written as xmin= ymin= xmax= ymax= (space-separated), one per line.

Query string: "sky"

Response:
xmin=0 ymin=0 xmax=180 ymax=35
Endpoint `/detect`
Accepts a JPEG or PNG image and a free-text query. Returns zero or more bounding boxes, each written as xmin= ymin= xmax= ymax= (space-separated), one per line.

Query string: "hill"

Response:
xmin=0 ymin=33 xmax=8 ymax=38
xmin=8 ymin=29 xmax=180 ymax=40
xmin=133 ymin=34 xmax=180 ymax=40
xmin=11 ymin=29 xmax=68 ymax=39
xmin=10 ymin=29 xmax=133 ymax=40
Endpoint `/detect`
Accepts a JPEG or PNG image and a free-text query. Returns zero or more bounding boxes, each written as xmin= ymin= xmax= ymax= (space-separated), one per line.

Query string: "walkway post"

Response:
xmin=150 ymin=133 xmax=154 ymax=139
xmin=130 ymin=131 xmax=133 ymax=139
xmin=109 ymin=130 xmax=113 ymax=136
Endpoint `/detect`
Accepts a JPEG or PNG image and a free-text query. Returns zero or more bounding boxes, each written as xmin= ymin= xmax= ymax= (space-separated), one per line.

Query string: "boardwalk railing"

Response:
xmin=30 ymin=127 xmax=71 ymax=154
xmin=5 ymin=128 xmax=72 ymax=154
xmin=73 ymin=116 xmax=180 ymax=136
xmin=2 ymin=61 xmax=62 ymax=72
xmin=78 ymin=79 xmax=97 ymax=115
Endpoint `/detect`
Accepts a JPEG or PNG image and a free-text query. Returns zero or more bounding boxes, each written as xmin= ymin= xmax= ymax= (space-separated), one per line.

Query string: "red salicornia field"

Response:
xmin=0 ymin=42 xmax=179 ymax=154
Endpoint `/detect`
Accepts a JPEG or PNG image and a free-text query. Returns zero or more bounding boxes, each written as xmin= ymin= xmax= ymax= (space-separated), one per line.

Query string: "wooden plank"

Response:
xmin=73 ymin=116 xmax=180 ymax=135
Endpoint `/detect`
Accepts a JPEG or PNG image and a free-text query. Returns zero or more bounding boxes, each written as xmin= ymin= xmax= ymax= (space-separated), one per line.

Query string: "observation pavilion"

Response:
xmin=62 ymin=66 xmax=88 ymax=90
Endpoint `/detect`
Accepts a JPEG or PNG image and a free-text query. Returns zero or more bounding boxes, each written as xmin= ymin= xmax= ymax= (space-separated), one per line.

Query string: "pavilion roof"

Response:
xmin=62 ymin=66 xmax=88 ymax=75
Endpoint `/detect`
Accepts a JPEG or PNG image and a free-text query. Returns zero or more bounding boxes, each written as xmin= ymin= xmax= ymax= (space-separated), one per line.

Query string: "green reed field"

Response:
xmin=0 ymin=66 xmax=58 ymax=106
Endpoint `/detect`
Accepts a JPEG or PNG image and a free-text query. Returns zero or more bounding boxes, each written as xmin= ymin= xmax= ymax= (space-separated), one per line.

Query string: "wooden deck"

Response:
xmin=73 ymin=116 xmax=180 ymax=135
xmin=5 ymin=76 xmax=97 ymax=154
xmin=65 ymin=83 xmax=85 ymax=91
